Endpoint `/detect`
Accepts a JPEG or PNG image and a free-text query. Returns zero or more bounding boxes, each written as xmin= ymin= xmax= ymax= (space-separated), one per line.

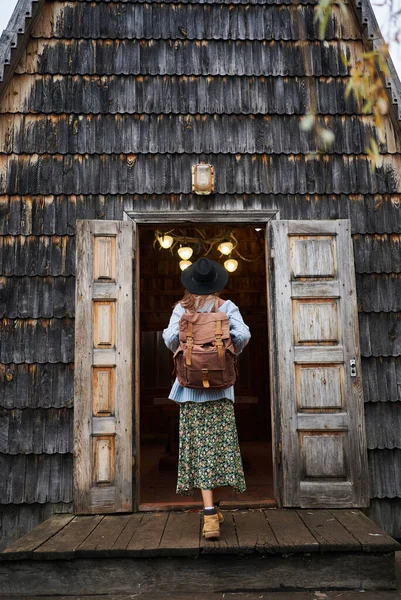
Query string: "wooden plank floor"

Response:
xmin=1 ymin=509 xmax=399 ymax=561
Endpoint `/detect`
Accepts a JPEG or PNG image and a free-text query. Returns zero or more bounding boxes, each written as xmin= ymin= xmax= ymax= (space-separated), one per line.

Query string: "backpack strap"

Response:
xmin=186 ymin=319 xmax=193 ymax=366
xmin=215 ymin=318 xmax=224 ymax=368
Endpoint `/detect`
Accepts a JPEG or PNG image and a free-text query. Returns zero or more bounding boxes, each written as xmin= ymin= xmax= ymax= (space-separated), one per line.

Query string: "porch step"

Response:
xmin=0 ymin=509 xmax=399 ymax=596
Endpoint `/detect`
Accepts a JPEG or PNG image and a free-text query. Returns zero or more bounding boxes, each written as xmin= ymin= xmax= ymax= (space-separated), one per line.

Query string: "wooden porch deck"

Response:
xmin=1 ymin=509 xmax=400 ymax=596
xmin=1 ymin=508 xmax=399 ymax=560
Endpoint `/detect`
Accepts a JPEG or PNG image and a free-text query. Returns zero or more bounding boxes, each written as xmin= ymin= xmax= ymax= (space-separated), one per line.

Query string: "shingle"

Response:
xmin=0 ymin=318 xmax=74 ymax=363
xmin=365 ymin=401 xmax=401 ymax=450
xmin=0 ymin=195 xmax=124 ymax=235
xmin=0 ymin=363 xmax=74 ymax=408
xmin=357 ymin=274 xmax=401 ymax=313
xmin=0 ymin=236 xmax=75 ymax=275
xmin=1 ymin=154 xmax=400 ymax=195
xmin=0 ymin=276 xmax=75 ymax=318
xmin=353 ymin=234 xmax=401 ymax=273
xmin=367 ymin=499 xmax=401 ymax=539
xmin=74 ymin=0 xmax=317 ymax=3
xmin=0 ymin=407 xmax=73 ymax=454
xmin=35 ymin=2 xmax=358 ymax=41
xmin=1 ymin=194 xmax=400 ymax=235
xmin=0 ymin=502 xmax=73 ymax=551
xmin=0 ymin=453 xmax=73 ymax=503
xmin=3 ymin=74 xmax=363 ymax=116
xmin=368 ymin=449 xmax=401 ymax=499
xmin=359 ymin=312 xmax=401 ymax=357
xmin=1 ymin=114 xmax=399 ymax=155
xmin=19 ymin=39 xmax=361 ymax=76
xmin=362 ymin=356 xmax=401 ymax=403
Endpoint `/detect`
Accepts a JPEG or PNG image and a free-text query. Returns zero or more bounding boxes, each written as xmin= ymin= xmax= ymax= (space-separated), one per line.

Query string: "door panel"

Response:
xmin=74 ymin=220 xmax=135 ymax=514
xmin=267 ymin=219 xmax=369 ymax=508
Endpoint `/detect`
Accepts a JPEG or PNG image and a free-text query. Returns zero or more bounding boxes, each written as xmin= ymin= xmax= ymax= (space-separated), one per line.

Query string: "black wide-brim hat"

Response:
xmin=181 ymin=257 xmax=228 ymax=295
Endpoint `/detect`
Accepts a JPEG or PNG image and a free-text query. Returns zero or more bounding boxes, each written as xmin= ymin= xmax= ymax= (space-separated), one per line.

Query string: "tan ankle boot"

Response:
xmin=202 ymin=513 xmax=220 ymax=539
xmin=216 ymin=508 xmax=224 ymax=524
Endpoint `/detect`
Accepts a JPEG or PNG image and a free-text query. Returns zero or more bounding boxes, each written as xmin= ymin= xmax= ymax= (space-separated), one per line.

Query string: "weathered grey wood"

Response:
xmin=7 ymin=593 xmax=401 ymax=600
xmin=76 ymin=515 xmax=133 ymax=558
xmin=265 ymin=222 xmax=281 ymax=505
xmin=297 ymin=509 xmax=361 ymax=551
xmin=126 ymin=211 xmax=277 ymax=224
xmin=126 ymin=513 xmax=168 ymax=556
xmin=33 ymin=516 xmax=104 ymax=559
xmin=133 ymin=219 xmax=140 ymax=511
xmin=337 ymin=221 xmax=369 ymax=507
xmin=0 ymin=514 xmax=74 ymax=560
xmin=267 ymin=219 xmax=369 ymax=508
xmin=110 ymin=514 xmax=143 ymax=556
xmin=74 ymin=220 xmax=134 ymax=514
xmin=291 ymin=280 xmax=340 ymax=298
xmin=0 ymin=553 xmax=396 ymax=595
xmin=300 ymin=482 xmax=353 ymax=508
xmin=234 ymin=510 xmax=278 ymax=554
xmin=297 ymin=413 xmax=347 ymax=430
xmin=332 ymin=509 xmax=401 ymax=552
xmin=158 ymin=512 xmax=200 ymax=556
xmin=114 ymin=220 xmax=134 ymax=512
xmin=267 ymin=221 xmax=299 ymax=506
xmin=200 ymin=511 xmax=239 ymax=554
xmin=264 ymin=509 xmax=319 ymax=552
xmin=294 ymin=346 xmax=344 ymax=363
xmin=287 ymin=220 xmax=340 ymax=234
xmin=73 ymin=220 xmax=93 ymax=514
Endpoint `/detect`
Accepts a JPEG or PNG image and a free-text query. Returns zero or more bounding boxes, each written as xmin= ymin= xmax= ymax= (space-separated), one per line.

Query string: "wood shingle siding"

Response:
xmin=362 ymin=357 xmax=401 ymax=403
xmin=34 ymin=2 xmax=360 ymax=41
xmin=1 ymin=75 xmax=362 ymax=115
xmin=1 ymin=114 xmax=400 ymax=155
xmin=0 ymin=363 xmax=74 ymax=409
xmin=0 ymin=407 xmax=73 ymax=454
xmin=0 ymin=0 xmax=401 ymax=545
xmin=0 ymin=194 xmax=400 ymax=235
xmin=0 ymin=453 xmax=73 ymax=503
xmin=0 ymin=276 xmax=75 ymax=318
xmin=1 ymin=154 xmax=400 ymax=195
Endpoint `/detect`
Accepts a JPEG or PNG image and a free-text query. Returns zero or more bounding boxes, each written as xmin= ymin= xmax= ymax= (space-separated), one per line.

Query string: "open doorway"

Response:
xmin=138 ymin=224 xmax=274 ymax=508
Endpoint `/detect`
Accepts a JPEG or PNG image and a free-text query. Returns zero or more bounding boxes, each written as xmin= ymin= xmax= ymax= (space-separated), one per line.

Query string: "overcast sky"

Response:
xmin=0 ymin=0 xmax=400 ymax=74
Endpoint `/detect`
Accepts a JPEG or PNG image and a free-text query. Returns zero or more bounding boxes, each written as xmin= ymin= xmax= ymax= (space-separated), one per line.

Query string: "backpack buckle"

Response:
xmin=201 ymin=368 xmax=210 ymax=388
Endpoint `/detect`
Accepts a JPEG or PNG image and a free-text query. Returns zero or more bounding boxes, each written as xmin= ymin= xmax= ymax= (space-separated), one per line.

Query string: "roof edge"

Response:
xmin=351 ymin=0 xmax=401 ymax=120
xmin=0 ymin=0 xmax=45 ymax=88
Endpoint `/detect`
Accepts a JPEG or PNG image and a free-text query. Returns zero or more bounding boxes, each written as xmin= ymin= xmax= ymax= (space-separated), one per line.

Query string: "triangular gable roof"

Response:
xmin=1 ymin=0 xmax=399 ymax=122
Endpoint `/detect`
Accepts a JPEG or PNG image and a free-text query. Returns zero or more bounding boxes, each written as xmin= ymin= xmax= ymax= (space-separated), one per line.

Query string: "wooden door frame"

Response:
xmin=124 ymin=209 xmax=279 ymax=511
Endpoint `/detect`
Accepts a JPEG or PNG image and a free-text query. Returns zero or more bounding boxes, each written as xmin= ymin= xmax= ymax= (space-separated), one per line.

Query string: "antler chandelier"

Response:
xmin=154 ymin=229 xmax=263 ymax=272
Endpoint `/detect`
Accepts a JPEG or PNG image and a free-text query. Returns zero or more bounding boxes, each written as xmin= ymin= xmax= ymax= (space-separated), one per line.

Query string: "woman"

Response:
xmin=163 ymin=256 xmax=251 ymax=539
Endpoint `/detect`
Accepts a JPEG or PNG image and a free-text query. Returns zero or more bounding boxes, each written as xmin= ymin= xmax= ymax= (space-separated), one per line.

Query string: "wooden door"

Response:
xmin=267 ymin=220 xmax=369 ymax=508
xmin=74 ymin=220 xmax=135 ymax=514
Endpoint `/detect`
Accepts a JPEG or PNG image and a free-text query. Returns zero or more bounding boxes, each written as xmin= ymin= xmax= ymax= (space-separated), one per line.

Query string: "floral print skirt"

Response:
xmin=176 ymin=398 xmax=247 ymax=495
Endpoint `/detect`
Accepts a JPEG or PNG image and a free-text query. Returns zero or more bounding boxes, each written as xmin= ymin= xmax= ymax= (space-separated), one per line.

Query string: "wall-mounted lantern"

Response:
xmin=192 ymin=163 xmax=215 ymax=195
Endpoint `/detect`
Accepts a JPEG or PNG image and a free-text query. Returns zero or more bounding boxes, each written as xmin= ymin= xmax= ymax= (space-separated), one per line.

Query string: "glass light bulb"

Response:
xmin=218 ymin=241 xmax=234 ymax=256
xmin=177 ymin=246 xmax=193 ymax=260
xmin=224 ymin=258 xmax=238 ymax=273
xmin=179 ymin=260 xmax=192 ymax=271
xmin=254 ymin=228 xmax=262 ymax=232
xmin=159 ymin=234 xmax=174 ymax=249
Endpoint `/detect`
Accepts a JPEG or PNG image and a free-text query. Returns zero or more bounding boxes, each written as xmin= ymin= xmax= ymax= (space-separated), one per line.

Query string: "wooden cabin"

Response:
xmin=1 ymin=0 xmax=401 ymax=573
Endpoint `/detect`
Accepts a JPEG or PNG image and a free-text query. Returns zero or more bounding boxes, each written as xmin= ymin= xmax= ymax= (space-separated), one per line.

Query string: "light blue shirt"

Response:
xmin=162 ymin=299 xmax=251 ymax=403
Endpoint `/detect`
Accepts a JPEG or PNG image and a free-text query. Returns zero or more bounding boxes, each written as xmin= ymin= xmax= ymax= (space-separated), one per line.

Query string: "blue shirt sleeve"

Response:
xmin=162 ymin=304 xmax=184 ymax=352
xmin=221 ymin=300 xmax=251 ymax=354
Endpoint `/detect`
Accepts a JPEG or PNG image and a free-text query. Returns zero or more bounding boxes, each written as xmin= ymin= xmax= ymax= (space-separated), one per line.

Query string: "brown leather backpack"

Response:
xmin=173 ymin=298 xmax=237 ymax=389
